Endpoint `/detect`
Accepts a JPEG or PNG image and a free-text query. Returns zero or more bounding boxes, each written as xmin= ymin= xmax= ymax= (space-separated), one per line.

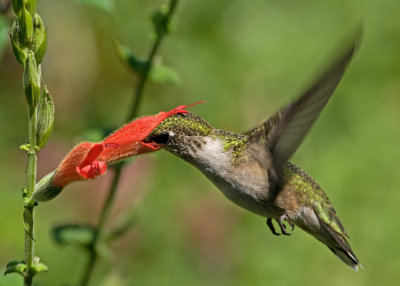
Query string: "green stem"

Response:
xmin=80 ymin=163 xmax=123 ymax=286
xmin=79 ymin=1 xmax=180 ymax=285
xmin=24 ymin=106 xmax=38 ymax=286
xmin=24 ymin=209 xmax=34 ymax=286
xmin=127 ymin=0 xmax=179 ymax=121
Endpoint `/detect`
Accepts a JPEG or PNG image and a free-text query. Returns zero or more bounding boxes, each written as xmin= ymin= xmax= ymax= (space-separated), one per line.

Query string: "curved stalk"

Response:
xmin=79 ymin=1 xmax=180 ymax=285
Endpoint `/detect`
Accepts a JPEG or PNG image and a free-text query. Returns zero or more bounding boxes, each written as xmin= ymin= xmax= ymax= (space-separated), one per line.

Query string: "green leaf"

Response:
xmin=74 ymin=0 xmax=114 ymax=14
xmin=4 ymin=260 xmax=26 ymax=276
xmin=150 ymin=63 xmax=181 ymax=85
xmin=113 ymin=39 xmax=148 ymax=77
xmin=36 ymin=86 xmax=55 ymax=150
xmin=53 ymin=224 xmax=96 ymax=248
xmin=151 ymin=4 xmax=170 ymax=38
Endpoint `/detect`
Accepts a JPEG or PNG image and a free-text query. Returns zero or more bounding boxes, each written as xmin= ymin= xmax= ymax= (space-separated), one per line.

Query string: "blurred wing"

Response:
xmin=245 ymin=41 xmax=356 ymax=184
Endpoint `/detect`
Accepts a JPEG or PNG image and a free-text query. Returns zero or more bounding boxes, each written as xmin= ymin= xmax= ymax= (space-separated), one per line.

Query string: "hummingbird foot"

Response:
xmin=266 ymin=218 xmax=281 ymax=236
xmin=278 ymin=214 xmax=295 ymax=236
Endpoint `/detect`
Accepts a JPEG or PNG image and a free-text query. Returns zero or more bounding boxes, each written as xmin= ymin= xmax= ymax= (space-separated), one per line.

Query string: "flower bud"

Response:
xmin=36 ymin=86 xmax=54 ymax=150
xmin=23 ymin=52 xmax=41 ymax=107
xmin=10 ymin=20 xmax=28 ymax=66
xmin=33 ymin=14 xmax=47 ymax=64
xmin=151 ymin=4 xmax=171 ymax=38
xmin=20 ymin=7 xmax=34 ymax=44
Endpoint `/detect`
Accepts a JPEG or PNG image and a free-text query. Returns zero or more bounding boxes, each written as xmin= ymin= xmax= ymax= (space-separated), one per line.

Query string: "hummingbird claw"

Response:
xmin=266 ymin=218 xmax=281 ymax=236
xmin=278 ymin=214 xmax=294 ymax=236
xmin=289 ymin=220 xmax=295 ymax=231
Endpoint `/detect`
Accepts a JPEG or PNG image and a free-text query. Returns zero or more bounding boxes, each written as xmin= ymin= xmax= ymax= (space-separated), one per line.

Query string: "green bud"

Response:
xmin=10 ymin=20 xmax=28 ymax=66
xmin=11 ymin=0 xmax=23 ymax=16
xmin=25 ymin=0 xmax=37 ymax=15
xmin=36 ymin=86 xmax=54 ymax=150
xmin=20 ymin=7 xmax=34 ymax=44
xmin=33 ymin=171 xmax=62 ymax=202
xmin=151 ymin=4 xmax=171 ymax=38
xmin=23 ymin=52 xmax=41 ymax=107
xmin=33 ymin=14 xmax=47 ymax=64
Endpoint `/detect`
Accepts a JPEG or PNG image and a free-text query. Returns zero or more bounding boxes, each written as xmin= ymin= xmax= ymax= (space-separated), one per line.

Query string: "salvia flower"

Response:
xmin=33 ymin=102 xmax=204 ymax=202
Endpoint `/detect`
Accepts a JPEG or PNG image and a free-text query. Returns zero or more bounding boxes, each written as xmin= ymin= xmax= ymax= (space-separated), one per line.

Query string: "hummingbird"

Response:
xmin=143 ymin=40 xmax=361 ymax=270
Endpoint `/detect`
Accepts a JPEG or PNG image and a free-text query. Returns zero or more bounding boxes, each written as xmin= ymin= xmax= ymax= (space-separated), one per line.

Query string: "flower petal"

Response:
xmin=76 ymin=161 xmax=107 ymax=179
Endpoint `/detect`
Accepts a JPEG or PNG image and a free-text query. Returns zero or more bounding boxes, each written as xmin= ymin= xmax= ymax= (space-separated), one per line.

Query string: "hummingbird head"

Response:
xmin=143 ymin=112 xmax=214 ymax=162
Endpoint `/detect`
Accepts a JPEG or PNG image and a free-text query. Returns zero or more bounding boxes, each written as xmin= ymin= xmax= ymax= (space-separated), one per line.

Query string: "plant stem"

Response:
xmin=127 ymin=0 xmax=179 ymax=120
xmin=24 ymin=210 xmax=34 ymax=286
xmin=25 ymin=106 xmax=38 ymax=286
xmin=80 ymin=163 xmax=123 ymax=286
xmin=79 ymin=1 xmax=180 ymax=285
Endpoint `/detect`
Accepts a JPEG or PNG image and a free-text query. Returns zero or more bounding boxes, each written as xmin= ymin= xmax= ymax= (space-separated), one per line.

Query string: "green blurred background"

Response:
xmin=1 ymin=0 xmax=399 ymax=285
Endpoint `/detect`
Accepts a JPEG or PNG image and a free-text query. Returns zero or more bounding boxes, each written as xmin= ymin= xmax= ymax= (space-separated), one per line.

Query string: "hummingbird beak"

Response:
xmin=140 ymin=141 xmax=161 ymax=150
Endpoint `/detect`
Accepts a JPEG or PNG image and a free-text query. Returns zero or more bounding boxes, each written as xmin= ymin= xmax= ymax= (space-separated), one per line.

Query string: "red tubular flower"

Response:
xmin=33 ymin=102 xmax=205 ymax=202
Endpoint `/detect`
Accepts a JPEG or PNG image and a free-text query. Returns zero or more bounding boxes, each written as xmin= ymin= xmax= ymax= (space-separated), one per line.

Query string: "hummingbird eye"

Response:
xmin=152 ymin=132 xmax=170 ymax=144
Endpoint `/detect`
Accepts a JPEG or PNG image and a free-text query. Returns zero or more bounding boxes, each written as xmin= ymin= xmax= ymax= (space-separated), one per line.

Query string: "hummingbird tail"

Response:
xmin=327 ymin=246 xmax=362 ymax=271
xmin=323 ymin=223 xmax=362 ymax=271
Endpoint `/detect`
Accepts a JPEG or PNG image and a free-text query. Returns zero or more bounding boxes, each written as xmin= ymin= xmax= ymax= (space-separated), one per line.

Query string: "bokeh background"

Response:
xmin=1 ymin=0 xmax=399 ymax=285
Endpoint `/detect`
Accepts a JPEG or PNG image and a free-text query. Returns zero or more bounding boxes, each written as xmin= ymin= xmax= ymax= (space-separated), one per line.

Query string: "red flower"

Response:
xmin=33 ymin=102 xmax=204 ymax=201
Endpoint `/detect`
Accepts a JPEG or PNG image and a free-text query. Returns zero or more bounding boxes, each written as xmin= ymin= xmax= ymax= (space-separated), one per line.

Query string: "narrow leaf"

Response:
xmin=53 ymin=224 xmax=96 ymax=247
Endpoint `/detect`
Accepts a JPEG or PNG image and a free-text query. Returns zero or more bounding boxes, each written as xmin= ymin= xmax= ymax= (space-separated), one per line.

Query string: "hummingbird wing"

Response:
xmin=245 ymin=41 xmax=356 ymax=186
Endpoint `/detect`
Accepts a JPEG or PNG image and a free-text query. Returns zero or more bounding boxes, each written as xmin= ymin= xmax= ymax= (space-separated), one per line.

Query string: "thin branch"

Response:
xmin=79 ymin=1 xmax=180 ymax=285
xmin=79 ymin=163 xmax=123 ymax=286
xmin=127 ymin=0 xmax=179 ymax=120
